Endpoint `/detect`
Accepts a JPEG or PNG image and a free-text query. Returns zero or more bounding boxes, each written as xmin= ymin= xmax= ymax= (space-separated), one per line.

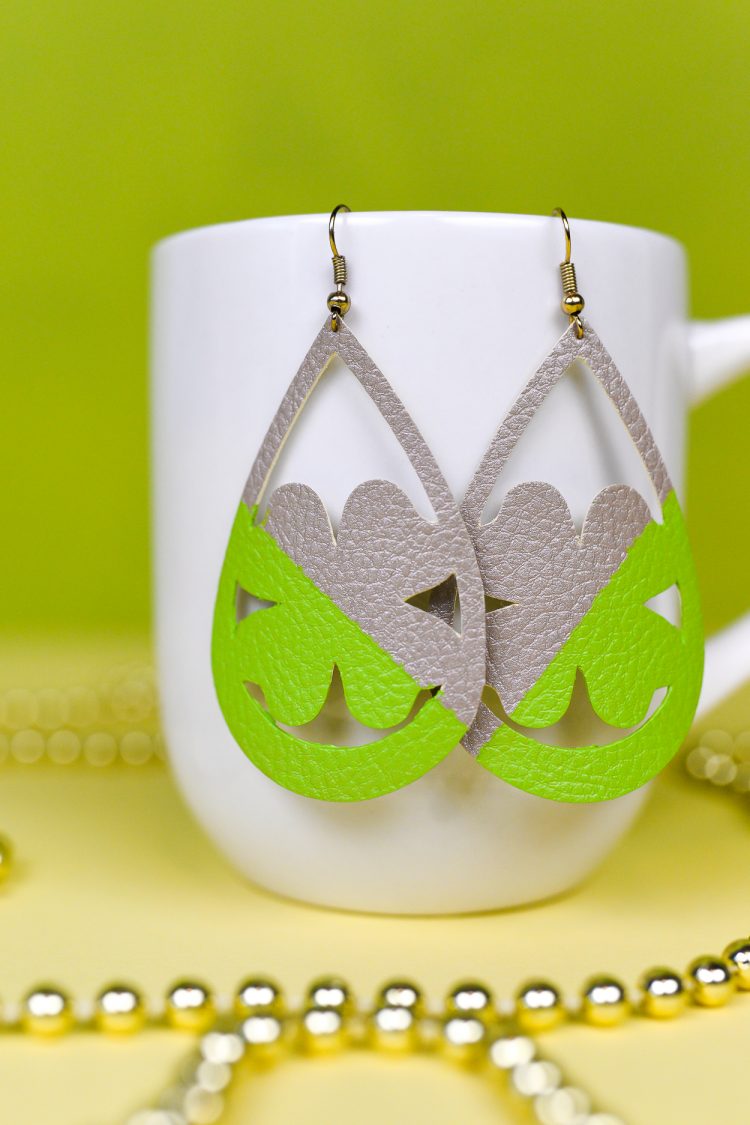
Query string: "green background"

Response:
xmin=0 ymin=0 xmax=747 ymax=635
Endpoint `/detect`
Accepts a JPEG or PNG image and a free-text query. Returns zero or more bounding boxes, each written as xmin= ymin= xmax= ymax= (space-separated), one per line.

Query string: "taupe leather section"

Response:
xmin=460 ymin=319 xmax=673 ymax=739
xmin=266 ymin=480 xmax=477 ymax=722
xmin=462 ymin=701 xmax=502 ymax=757
xmin=461 ymin=322 xmax=672 ymax=529
xmin=241 ymin=318 xmax=486 ymax=728
xmin=477 ymin=481 xmax=651 ymax=713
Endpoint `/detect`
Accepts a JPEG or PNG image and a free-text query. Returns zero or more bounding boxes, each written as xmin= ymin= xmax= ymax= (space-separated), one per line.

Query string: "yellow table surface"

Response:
xmin=1 ymin=634 xmax=748 ymax=1124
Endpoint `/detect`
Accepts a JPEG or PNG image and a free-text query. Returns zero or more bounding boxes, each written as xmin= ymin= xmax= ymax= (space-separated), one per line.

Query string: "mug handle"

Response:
xmin=688 ymin=315 xmax=750 ymax=716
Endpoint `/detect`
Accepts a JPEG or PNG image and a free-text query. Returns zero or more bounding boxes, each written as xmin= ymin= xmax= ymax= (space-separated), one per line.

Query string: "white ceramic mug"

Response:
xmin=152 ymin=212 xmax=750 ymax=915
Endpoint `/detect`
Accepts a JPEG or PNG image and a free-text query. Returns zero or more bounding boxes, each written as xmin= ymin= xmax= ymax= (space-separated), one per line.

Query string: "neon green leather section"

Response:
xmin=477 ymin=491 xmax=703 ymax=802
xmin=212 ymin=503 xmax=464 ymax=802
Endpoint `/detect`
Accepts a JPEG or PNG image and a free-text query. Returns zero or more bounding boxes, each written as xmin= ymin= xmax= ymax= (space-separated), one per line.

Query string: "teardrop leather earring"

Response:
xmin=211 ymin=206 xmax=486 ymax=801
xmin=458 ymin=209 xmax=703 ymax=802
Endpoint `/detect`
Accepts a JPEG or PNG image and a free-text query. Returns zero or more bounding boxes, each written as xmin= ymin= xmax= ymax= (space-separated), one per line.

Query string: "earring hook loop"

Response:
xmin=551 ymin=207 xmax=572 ymax=264
xmin=329 ymin=203 xmax=351 ymax=258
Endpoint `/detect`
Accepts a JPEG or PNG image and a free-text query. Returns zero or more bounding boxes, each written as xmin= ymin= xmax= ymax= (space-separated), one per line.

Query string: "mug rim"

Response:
xmin=154 ymin=209 xmax=684 ymax=258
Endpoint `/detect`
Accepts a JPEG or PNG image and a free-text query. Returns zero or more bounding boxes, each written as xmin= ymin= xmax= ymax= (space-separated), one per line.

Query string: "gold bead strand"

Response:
xmin=236 ymin=976 xmax=287 ymax=1061
xmin=369 ymin=978 xmax=424 ymax=1052
xmin=300 ymin=975 xmax=354 ymax=1053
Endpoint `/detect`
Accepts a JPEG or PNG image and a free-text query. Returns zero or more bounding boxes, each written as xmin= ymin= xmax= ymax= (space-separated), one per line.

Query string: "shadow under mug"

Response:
xmin=152 ymin=212 xmax=750 ymax=914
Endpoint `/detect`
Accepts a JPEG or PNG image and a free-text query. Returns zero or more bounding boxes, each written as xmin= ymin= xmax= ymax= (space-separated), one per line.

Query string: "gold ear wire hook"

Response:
xmin=552 ymin=207 xmax=584 ymax=338
xmin=327 ymin=204 xmax=351 ymax=332
xmin=552 ymin=206 xmax=572 ymax=264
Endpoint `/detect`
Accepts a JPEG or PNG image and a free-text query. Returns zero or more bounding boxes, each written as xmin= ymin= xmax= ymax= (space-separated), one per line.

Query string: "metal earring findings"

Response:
xmin=211 ymin=206 xmax=487 ymax=801
xmin=458 ymin=209 xmax=703 ymax=803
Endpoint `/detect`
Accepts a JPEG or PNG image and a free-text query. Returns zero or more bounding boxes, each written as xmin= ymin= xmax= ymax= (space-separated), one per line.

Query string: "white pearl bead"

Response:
xmin=489 ymin=1034 xmax=536 ymax=1070
xmin=84 ymin=732 xmax=118 ymax=766
xmin=512 ymin=1060 xmax=562 ymax=1098
xmin=195 ymin=1060 xmax=232 ymax=1093
xmin=111 ymin=678 xmax=155 ymax=723
xmin=36 ymin=689 xmax=69 ymax=731
xmin=4 ymin=689 xmax=38 ymax=730
xmin=11 ymin=729 xmax=45 ymax=764
xmin=200 ymin=1030 xmax=245 ymax=1064
xmin=734 ymin=731 xmax=750 ymax=762
xmin=47 ymin=730 xmax=81 ymax=765
xmin=127 ymin=1113 xmax=185 ymax=1125
xmin=731 ymin=762 xmax=750 ymax=793
xmin=67 ymin=686 xmax=100 ymax=727
xmin=698 ymin=729 xmax=733 ymax=753
xmin=182 ymin=1085 xmax=223 ymax=1124
xmin=120 ymin=731 xmax=153 ymax=765
xmin=534 ymin=1085 xmax=591 ymax=1124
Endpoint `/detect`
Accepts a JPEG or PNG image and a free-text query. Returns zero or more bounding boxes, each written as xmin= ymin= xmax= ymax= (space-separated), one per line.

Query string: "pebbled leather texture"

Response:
xmin=477 ymin=481 xmax=651 ymax=714
xmin=459 ymin=320 xmax=703 ymax=801
xmin=211 ymin=318 xmax=485 ymax=800
xmin=474 ymin=490 xmax=704 ymax=802
xmin=265 ymin=479 xmax=478 ymax=724
xmin=212 ymin=502 xmax=464 ymax=802
xmin=461 ymin=322 xmax=672 ymax=531
xmin=241 ymin=317 xmax=486 ymax=729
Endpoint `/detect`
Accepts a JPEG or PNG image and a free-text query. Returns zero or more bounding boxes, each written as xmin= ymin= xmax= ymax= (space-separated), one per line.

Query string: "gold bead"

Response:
xmin=369 ymin=1004 xmax=419 ymax=1052
xmin=95 ymin=983 xmax=146 ymax=1034
xmin=722 ymin=939 xmax=750 ymax=990
xmin=580 ymin=975 xmax=630 ymax=1027
xmin=165 ymin=980 xmax=215 ymax=1032
xmin=638 ymin=967 xmax=687 ymax=1019
xmin=562 ymin=293 xmax=585 ymax=316
xmin=515 ymin=980 xmax=566 ymax=1033
xmin=300 ymin=1005 xmax=347 ymax=1052
xmin=687 ymin=955 xmax=736 ymax=1008
xmin=326 ymin=291 xmax=351 ymax=316
xmin=0 ymin=835 xmax=13 ymax=883
xmin=234 ymin=977 xmax=285 ymax=1018
xmin=445 ymin=980 xmax=495 ymax=1024
xmin=306 ymin=976 xmax=354 ymax=1016
xmin=376 ymin=979 xmax=424 ymax=1017
xmin=22 ymin=985 xmax=74 ymax=1036
xmin=439 ymin=1015 xmax=487 ymax=1061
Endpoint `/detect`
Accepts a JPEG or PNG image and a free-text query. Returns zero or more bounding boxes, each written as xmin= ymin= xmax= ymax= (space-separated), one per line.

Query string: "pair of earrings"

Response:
xmin=212 ymin=207 xmax=703 ymax=805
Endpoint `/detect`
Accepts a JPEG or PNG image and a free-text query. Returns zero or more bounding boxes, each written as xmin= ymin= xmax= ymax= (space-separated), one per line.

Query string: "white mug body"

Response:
xmin=152 ymin=212 xmax=689 ymax=914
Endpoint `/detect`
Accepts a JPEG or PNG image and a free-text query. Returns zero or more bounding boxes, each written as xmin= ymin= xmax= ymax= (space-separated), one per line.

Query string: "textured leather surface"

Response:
xmin=212 ymin=503 xmax=464 ymax=802
xmin=212 ymin=317 xmax=488 ymax=800
xmin=477 ymin=482 xmax=651 ymax=713
xmin=474 ymin=491 xmax=704 ymax=802
xmin=461 ymin=322 xmax=672 ymax=531
xmin=238 ymin=317 xmax=486 ymax=730
xmin=458 ymin=320 xmax=702 ymax=800
xmin=265 ymin=479 xmax=479 ymax=724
